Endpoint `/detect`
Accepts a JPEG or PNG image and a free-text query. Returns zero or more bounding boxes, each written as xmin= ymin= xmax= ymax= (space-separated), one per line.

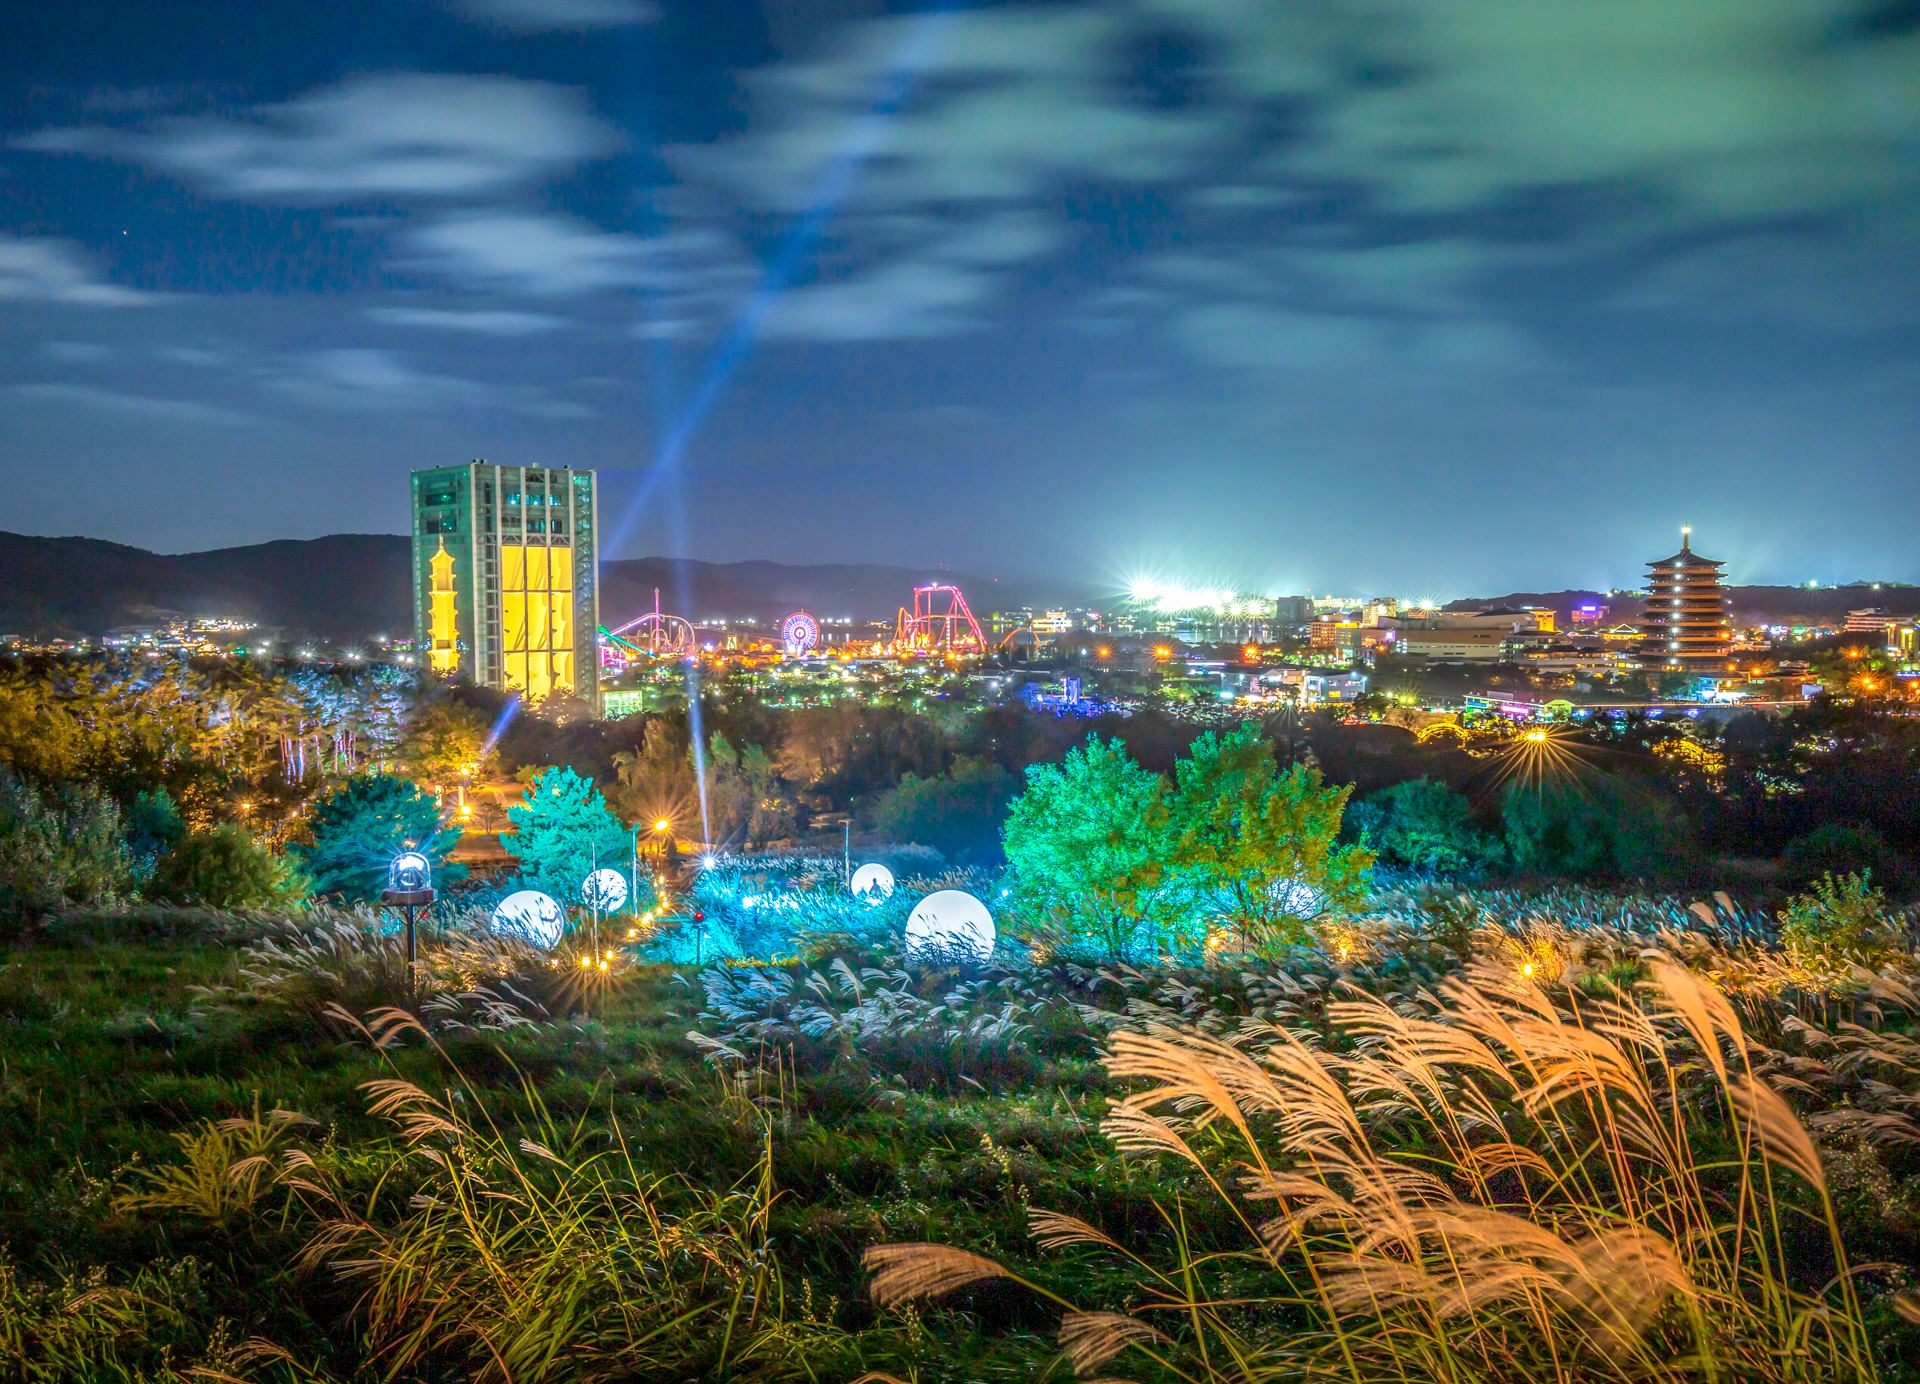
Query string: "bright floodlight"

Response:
xmin=387 ymin=852 xmax=432 ymax=893
xmin=581 ymin=868 xmax=628 ymax=912
xmin=493 ymin=890 xmax=566 ymax=949
xmin=903 ymin=889 xmax=995 ymax=964
xmin=850 ymin=862 xmax=895 ymax=899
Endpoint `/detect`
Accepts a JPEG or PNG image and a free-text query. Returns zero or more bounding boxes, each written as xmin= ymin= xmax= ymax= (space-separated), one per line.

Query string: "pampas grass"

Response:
xmin=867 ymin=957 xmax=1891 ymax=1383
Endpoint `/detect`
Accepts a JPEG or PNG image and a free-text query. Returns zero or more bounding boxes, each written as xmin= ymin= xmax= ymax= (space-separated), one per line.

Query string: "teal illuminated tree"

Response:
xmin=507 ymin=766 xmax=631 ymax=905
xmin=295 ymin=774 xmax=464 ymax=901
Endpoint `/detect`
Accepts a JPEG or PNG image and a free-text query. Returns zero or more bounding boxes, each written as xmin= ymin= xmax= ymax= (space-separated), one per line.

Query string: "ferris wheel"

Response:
xmin=782 ymin=611 xmax=820 ymax=657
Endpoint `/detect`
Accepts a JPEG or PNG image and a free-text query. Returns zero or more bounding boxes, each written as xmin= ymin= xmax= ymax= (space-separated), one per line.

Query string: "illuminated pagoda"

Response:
xmin=1637 ymin=527 xmax=1732 ymax=673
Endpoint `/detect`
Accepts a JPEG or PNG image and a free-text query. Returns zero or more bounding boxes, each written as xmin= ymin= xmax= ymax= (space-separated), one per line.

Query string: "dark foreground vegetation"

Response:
xmin=7 ymin=653 xmax=1920 ymax=1380
xmin=4 ymin=882 xmax=1920 ymax=1383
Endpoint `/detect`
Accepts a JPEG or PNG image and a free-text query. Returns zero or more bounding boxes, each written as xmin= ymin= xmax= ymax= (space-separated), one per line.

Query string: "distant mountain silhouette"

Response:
xmin=1452 ymin=587 xmax=1920 ymax=626
xmin=597 ymin=557 xmax=1102 ymax=628
xmin=0 ymin=533 xmax=1103 ymax=640
xmin=0 ymin=533 xmax=413 ymax=641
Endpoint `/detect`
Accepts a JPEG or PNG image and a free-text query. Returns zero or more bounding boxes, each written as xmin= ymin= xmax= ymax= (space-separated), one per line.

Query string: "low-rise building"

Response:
xmin=1394 ymin=627 xmax=1506 ymax=661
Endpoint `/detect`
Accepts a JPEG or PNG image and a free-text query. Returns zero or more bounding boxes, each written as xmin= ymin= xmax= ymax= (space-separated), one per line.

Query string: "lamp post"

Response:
xmin=381 ymin=851 xmax=436 ymax=1011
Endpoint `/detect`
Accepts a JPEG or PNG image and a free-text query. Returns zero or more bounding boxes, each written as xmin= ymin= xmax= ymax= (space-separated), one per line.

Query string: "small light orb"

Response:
xmin=903 ymin=889 xmax=995 ymax=965
xmin=850 ymin=862 xmax=895 ymax=899
xmin=581 ymin=868 xmax=629 ymax=912
xmin=492 ymin=890 xmax=566 ymax=949
xmin=388 ymin=852 xmax=431 ymax=893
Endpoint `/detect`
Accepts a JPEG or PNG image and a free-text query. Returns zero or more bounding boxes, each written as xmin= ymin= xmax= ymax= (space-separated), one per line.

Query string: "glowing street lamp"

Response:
xmin=381 ymin=852 xmax=436 ymax=1010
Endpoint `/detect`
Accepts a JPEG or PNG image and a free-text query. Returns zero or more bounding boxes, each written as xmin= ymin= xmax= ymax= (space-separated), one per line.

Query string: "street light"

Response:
xmin=381 ymin=852 xmax=436 ymax=1011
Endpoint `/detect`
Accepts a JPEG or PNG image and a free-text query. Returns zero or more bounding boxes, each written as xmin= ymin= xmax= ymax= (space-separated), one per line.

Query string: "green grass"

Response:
xmin=0 ymin=935 xmax=1170 ymax=1381
xmin=5 ymin=915 xmax=1919 ymax=1383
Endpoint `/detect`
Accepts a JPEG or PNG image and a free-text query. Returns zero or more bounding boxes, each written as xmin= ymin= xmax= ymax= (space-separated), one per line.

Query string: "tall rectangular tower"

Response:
xmin=411 ymin=461 xmax=600 ymax=708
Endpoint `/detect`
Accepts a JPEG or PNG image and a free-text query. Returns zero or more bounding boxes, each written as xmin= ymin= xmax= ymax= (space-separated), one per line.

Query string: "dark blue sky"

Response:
xmin=4 ymin=0 xmax=1918 ymax=599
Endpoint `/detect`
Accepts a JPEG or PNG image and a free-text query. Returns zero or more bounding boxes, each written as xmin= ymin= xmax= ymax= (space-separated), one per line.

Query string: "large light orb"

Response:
xmin=493 ymin=890 xmax=566 ymax=949
xmin=903 ymin=889 xmax=995 ymax=964
xmin=1268 ymin=877 xmax=1325 ymax=916
xmin=581 ymin=868 xmax=628 ymax=912
xmin=850 ymin=862 xmax=895 ymax=899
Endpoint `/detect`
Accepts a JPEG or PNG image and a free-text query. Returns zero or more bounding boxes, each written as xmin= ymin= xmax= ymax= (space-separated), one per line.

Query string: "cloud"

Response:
xmin=1174 ymin=303 xmax=1537 ymax=373
xmin=408 ymin=211 xmax=754 ymax=323
xmin=6 ymin=382 xmax=251 ymax=426
xmin=17 ymin=73 xmax=622 ymax=200
xmin=367 ymin=306 xmax=569 ymax=335
xmin=450 ymin=0 xmax=660 ymax=33
xmin=757 ymin=211 xmax=1064 ymax=340
xmin=680 ymin=9 xmax=1230 ymax=212
xmin=0 ymin=235 xmax=158 ymax=306
xmin=1615 ymin=214 xmax=1920 ymax=331
xmin=41 ymin=341 xmax=120 ymax=363
xmin=265 ymin=348 xmax=593 ymax=416
xmin=409 ymin=212 xmax=651 ymax=295
xmin=762 ymin=260 xmax=996 ymax=340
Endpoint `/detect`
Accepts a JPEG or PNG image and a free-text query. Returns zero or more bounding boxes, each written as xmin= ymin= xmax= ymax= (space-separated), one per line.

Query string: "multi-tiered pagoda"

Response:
xmin=1637 ymin=528 xmax=1731 ymax=672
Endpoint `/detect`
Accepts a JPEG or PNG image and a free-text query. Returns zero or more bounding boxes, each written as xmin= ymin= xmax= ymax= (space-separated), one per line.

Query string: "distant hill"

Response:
xmin=1452 ymin=586 xmax=1920 ymax=627
xmin=0 ymin=532 xmax=1100 ymax=640
xmin=598 ymin=557 xmax=1100 ymax=627
xmin=0 ymin=532 xmax=412 ymax=641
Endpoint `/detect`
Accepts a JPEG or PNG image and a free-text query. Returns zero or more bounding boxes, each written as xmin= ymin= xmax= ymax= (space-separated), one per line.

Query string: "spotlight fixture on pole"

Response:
xmin=381 ymin=851 xmax=436 ymax=1011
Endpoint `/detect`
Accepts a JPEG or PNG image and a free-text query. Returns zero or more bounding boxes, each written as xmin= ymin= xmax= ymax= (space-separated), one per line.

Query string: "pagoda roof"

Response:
xmin=1647 ymin=531 xmax=1724 ymax=569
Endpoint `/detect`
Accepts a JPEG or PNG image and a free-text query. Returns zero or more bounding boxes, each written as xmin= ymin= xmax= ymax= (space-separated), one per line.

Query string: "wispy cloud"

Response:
xmin=7 ymin=382 xmax=251 ymax=426
xmin=448 ymin=0 xmax=660 ymax=34
xmin=16 ymin=73 xmax=623 ymax=200
xmin=0 ymin=235 xmax=160 ymax=306
xmin=367 ymin=306 xmax=569 ymax=335
xmin=265 ymin=347 xmax=593 ymax=417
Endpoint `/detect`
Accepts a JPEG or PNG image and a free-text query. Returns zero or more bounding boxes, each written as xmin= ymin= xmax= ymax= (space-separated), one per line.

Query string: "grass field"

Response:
xmin=4 ymin=900 xmax=1920 ymax=1382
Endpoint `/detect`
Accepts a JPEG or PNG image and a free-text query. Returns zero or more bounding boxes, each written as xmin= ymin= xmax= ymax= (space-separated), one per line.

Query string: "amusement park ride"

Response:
xmin=599 ymin=581 xmax=989 ymax=668
xmin=600 ymin=588 xmax=695 ymax=669
xmin=894 ymin=584 xmax=987 ymax=655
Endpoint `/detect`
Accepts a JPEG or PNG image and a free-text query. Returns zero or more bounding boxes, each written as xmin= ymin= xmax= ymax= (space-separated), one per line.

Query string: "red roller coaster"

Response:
xmin=895 ymin=584 xmax=987 ymax=655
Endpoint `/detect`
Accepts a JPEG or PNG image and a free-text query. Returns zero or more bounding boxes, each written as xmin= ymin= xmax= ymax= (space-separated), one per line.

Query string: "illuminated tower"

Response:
xmin=428 ymin=539 xmax=458 ymax=673
xmin=411 ymin=462 xmax=600 ymax=708
xmin=1637 ymin=527 xmax=1731 ymax=673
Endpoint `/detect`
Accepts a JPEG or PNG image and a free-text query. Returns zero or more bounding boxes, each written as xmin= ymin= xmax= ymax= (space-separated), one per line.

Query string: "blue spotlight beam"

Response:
xmin=604 ymin=8 xmax=957 ymax=556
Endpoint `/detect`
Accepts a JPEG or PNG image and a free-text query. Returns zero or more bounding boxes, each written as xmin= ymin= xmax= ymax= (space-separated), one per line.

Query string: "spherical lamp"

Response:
xmin=581 ymin=868 xmax=629 ymax=912
xmin=493 ymin=890 xmax=566 ymax=949
xmin=903 ymin=889 xmax=995 ymax=965
xmin=849 ymin=862 xmax=895 ymax=899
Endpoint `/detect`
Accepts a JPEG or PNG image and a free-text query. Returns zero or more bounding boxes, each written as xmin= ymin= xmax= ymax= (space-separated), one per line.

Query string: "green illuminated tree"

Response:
xmin=1001 ymin=736 xmax=1179 ymax=959
xmin=1164 ymin=728 xmax=1374 ymax=947
xmin=295 ymin=774 xmax=465 ymax=902
xmin=506 ymin=766 xmax=630 ymax=905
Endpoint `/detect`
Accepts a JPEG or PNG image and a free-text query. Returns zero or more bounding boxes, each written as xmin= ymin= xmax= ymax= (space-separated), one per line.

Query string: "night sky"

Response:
xmin=3 ymin=0 xmax=1918 ymax=598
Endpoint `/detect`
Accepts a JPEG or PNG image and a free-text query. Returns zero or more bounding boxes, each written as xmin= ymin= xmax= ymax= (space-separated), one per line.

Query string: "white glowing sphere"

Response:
xmin=1268 ymin=877 xmax=1325 ymax=916
xmin=850 ymin=862 xmax=895 ymax=899
xmin=903 ymin=889 xmax=995 ymax=965
xmin=581 ymin=868 xmax=628 ymax=912
xmin=492 ymin=890 xmax=566 ymax=949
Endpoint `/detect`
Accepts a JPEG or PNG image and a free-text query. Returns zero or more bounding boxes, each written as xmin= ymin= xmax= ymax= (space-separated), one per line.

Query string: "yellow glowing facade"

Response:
xmin=428 ymin=540 xmax=459 ymax=673
xmin=412 ymin=462 xmax=599 ymax=709
xmin=500 ymin=540 xmax=577 ymax=698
